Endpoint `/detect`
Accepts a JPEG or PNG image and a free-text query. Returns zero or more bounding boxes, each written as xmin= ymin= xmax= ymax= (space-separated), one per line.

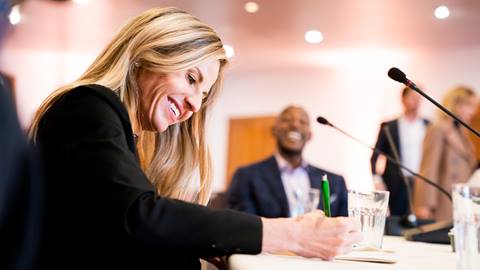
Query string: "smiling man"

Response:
xmin=227 ymin=105 xmax=348 ymax=218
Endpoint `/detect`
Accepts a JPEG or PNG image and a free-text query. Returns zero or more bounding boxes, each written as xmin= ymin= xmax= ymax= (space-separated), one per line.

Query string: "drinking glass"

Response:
xmin=453 ymin=184 xmax=480 ymax=270
xmin=348 ymin=190 xmax=390 ymax=249
xmin=291 ymin=188 xmax=320 ymax=217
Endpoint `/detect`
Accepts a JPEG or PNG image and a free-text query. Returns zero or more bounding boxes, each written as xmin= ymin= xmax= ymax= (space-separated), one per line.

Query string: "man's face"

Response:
xmin=272 ymin=107 xmax=312 ymax=155
xmin=402 ymin=91 xmax=421 ymax=113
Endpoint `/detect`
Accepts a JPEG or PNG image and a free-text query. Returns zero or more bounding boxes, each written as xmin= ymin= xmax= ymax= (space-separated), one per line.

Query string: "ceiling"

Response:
xmin=4 ymin=0 xmax=480 ymax=72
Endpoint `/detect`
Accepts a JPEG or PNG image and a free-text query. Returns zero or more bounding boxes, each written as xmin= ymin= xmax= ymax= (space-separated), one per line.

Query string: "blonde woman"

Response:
xmin=414 ymin=86 xmax=478 ymax=222
xmin=30 ymin=7 xmax=361 ymax=270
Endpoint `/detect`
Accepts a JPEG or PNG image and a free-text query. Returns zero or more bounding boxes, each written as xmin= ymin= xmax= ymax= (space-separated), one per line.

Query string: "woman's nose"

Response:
xmin=185 ymin=93 xmax=202 ymax=113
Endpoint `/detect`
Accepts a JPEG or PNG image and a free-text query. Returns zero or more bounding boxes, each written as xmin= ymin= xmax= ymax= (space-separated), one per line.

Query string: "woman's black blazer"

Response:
xmin=36 ymin=84 xmax=261 ymax=270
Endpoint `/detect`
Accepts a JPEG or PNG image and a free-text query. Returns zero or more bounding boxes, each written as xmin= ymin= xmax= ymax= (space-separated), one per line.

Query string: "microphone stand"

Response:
xmin=383 ymin=125 xmax=417 ymax=228
xmin=318 ymin=117 xmax=453 ymax=243
xmin=319 ymin=119 xmax=452 ymax=202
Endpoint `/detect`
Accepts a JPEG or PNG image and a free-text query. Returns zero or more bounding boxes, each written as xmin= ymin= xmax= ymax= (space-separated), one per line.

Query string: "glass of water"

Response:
xmin=291 ymin=188 xmax=320 ymax=217
xmin=453 ymin=184 xmax=480 ymax=270
xmin=348 ymin=190 xmax=390 ymax=249
xmin=304 ymin=188 xmax=320 ymax=213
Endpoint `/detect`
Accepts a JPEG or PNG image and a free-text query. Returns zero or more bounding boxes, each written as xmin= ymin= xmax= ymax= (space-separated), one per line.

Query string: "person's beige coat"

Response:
xmin=414 ymin=120 xmax=477 ymax=221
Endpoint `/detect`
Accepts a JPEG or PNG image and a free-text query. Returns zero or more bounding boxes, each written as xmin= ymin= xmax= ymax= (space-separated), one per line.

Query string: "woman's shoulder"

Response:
xmin=428 ymin=120 xmax=453 ymax=131
xmin=38 ymin=84 xmax=135 ymax=149
xmin=39 ymin=84 xmax=133 ymax=138
xmin=50 ymin=84 xmax=129 ymax=123
xmin=425 ymin=120 xmax=455 ymax=139
xmin=66 ymin=84 xmax=124 ymax=113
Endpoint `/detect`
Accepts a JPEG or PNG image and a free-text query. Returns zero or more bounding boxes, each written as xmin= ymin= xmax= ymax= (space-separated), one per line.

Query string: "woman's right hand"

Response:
xmin=262 ymin=210 xmax=363 ymax=260
xmin=415 ymin=206 xmax=433 ymax=219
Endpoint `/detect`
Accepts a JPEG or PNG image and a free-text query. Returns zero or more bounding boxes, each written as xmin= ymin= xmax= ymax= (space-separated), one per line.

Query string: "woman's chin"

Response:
xmin=156 ymin=125 xmax=168 ymax=133
xmin=154 ymin=120 xmax=171 ymax=133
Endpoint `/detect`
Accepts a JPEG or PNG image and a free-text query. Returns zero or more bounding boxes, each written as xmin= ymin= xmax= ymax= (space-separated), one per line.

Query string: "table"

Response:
xmin=228 ymin=236 xmax=456 ymax=270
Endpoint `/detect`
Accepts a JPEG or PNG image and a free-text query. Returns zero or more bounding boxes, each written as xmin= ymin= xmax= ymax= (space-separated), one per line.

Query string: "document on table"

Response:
xmin=335 ymin=249 xmax=398 ymax=264
xmin=272 ymin=246 xmax=399 ymax=264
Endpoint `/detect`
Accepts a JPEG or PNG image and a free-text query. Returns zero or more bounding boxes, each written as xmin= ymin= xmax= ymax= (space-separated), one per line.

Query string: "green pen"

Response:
xmin=321 ymin=174 xmax=331 ymax=217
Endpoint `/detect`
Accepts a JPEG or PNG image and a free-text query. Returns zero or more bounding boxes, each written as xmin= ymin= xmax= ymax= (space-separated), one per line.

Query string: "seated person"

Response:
xmin=228 ymin=105 xmax=348 ymax=217
xmin=27 ymin=8 xmax=362 ymax=269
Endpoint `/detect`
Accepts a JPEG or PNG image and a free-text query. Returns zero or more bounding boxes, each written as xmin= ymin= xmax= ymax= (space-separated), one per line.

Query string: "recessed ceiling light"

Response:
xmin=244 ymin=2 xmax=259 ymax=13
xmin=73 ymin=0 xmax=90 ymax=4
xmin=304 ymin=30 xmax=324 ymax=44
xmin=434 ymin=6 xmax=450 ymax=19
xmin=223 ymin=44 xmax=235 ymax=58
xmin=8 ymin=5 xmax=21 ymax=25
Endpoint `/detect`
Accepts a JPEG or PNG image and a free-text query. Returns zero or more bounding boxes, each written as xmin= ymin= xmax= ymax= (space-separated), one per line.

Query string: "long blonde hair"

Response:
xmin=438 ymin=86 xmax=476 ymax=121
xmin=28 ymin=7 xmax=227 ymax=205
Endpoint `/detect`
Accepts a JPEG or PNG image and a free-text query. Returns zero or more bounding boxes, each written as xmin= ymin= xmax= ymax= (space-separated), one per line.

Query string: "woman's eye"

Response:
xmin=187 ymin=74 xmax=196 ymax=85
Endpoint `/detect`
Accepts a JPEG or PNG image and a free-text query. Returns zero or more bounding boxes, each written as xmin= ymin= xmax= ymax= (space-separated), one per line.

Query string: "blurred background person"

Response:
xmin=0 ymin=1 xmax=43 ymax=269
xmin=371 ymin=87 xmax=429 ymax=217
xmin=228 ymin=105 xmax=348 ymax=218
xmin=414 ymin=86 xmax=478 ymax=222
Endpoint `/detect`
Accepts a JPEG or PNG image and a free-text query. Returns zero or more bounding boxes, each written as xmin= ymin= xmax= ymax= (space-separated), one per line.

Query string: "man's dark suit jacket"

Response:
xmin=227 ymin=156 xmax=348 ymax=217
xmin=0 ymin=76 xmax=42 ymax=270
xmin=370 ymin=118 xmax=429 ymax=216
xmin=36 ymin=85 xmax=261 ymax=270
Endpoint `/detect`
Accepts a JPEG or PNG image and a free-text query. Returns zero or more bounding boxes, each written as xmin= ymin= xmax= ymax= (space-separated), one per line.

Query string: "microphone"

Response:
xmin=387 ymin=67 xmax=409 ymax=85
xmin=316 ymin=116 xmax=451 ymax=202
xmin=388 ymin=67 xmax=480 ymax=138
xmin=316 ymin=117 xmax=330 ymax=126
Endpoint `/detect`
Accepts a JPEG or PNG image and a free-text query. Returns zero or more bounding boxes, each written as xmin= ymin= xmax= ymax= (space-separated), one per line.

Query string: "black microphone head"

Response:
xmin=316 ymin=116 xmax=330 ymax=125
xmin=388 ymin=67 xmax=407 ymax=83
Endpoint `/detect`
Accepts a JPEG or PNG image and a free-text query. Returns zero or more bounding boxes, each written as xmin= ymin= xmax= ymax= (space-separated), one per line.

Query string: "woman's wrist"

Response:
xmin=261 ymin=217 xmax=300 ymax=254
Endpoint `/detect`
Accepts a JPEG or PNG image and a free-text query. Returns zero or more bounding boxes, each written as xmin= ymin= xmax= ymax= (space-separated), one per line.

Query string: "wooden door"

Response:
xmin=225 ymin=115 xmax=277 ymax=187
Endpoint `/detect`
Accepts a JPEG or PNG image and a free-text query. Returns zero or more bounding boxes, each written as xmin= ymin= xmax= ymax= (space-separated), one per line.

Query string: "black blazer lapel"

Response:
xmin=390 ymin=120 xmax=401 ymax=159
xmin=263 ymin=156 xmax=290 ymax=216
xmin=307 ymin=166 xmax=322 ymax=189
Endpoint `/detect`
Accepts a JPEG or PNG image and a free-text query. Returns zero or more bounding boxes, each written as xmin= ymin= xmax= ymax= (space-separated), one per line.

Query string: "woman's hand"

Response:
xmin=415 ymin=206 xmax=433 ymax=219
xmin=262 ymin=210 xmax=362 ymax=260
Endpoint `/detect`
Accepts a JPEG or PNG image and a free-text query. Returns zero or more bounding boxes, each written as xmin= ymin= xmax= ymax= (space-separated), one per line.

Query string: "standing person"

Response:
xmin=29 ymin=7 xmax=362 ymax=270
xmin=0 ymin=1 xmax=43 ymax=269
xmin=414 ymin=86 xmax=478 ymax=222
xmin=371 ymin=87 xmax=429 ymax=216
xmin=228 ymin=105 xmax=348 ymax=218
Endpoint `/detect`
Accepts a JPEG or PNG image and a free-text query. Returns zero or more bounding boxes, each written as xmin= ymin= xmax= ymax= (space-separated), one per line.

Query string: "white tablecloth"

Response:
xmin=229 ymin=236 xmax=456 ymax=270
